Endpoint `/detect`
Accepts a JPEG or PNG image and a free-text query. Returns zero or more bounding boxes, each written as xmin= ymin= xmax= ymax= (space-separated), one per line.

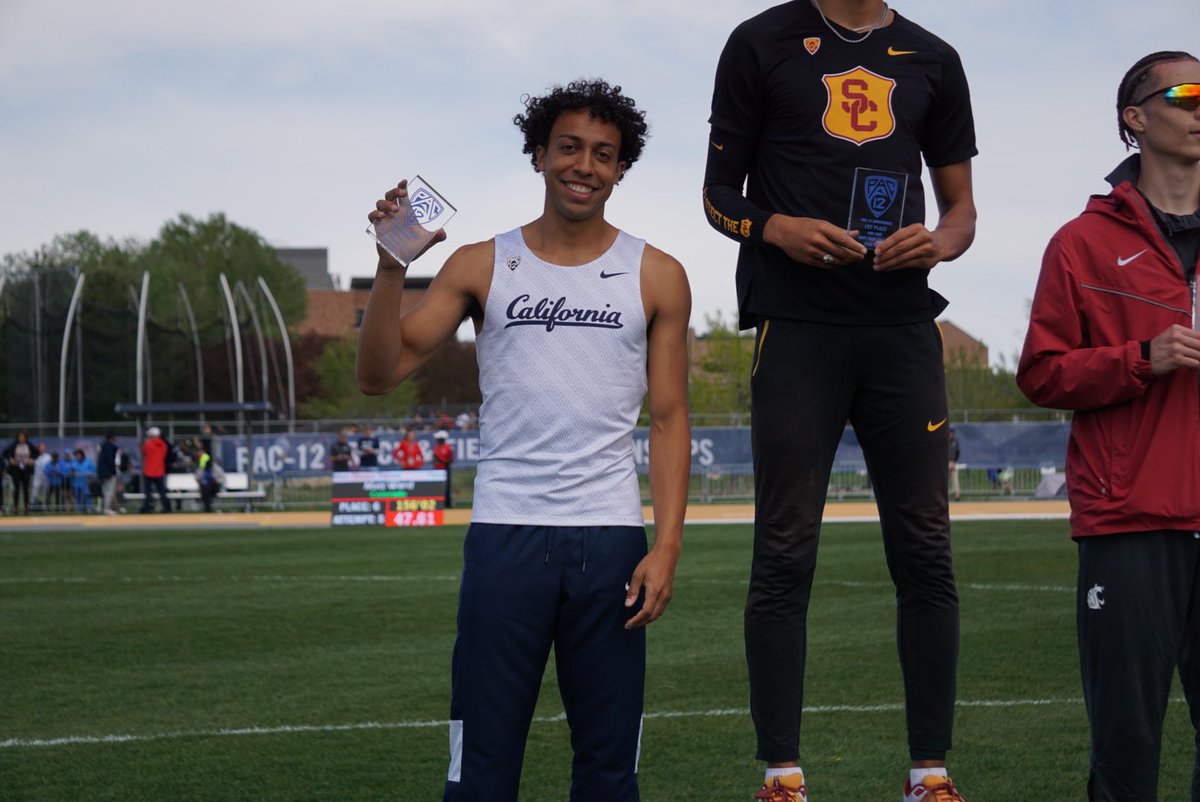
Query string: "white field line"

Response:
xmin=0 ymin=576 xmax=1072 ymax=593
xmin=3 ymin=695 xmax=1132 ymax=750
xmin=0 ymin=575 xmax=461 ymax=585
xmin=688 ymin=578 xmax=1073 ymax=593
xmin=682 ymin=512 xmax=1071 ymax=526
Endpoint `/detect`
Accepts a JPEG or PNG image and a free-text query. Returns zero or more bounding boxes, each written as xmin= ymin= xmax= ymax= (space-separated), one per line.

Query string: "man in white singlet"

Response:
xmin=357 ymin=79 xmax=691 ymax=802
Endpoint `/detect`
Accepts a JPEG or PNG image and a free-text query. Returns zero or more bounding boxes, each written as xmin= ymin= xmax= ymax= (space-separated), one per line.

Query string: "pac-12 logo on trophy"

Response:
xmin=366 ymin=175 xmax=457 ymax=267
xmin=407 ymin=187 xmax=445 ymax=226
xmin=847 ymin=167 xmax=908 ymax=250
xmin=864 ymin=174 xmax=899 ymax=218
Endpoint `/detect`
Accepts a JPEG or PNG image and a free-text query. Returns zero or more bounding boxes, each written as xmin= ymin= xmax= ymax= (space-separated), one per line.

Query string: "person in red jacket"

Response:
xmin=1017 ymin=51 xmax=1200 ymax=800
xmin=432 ymin=430 xmax=455 ymax=509
xmin=393 ymin=428 xmax=424 ymax=470
xmin=139 ymin=426 xmax=171 ymax=514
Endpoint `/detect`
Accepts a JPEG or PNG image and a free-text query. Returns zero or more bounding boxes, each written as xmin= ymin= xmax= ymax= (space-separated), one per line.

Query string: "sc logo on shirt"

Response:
xmin=822 ymin=66 xmax=896 ymax=146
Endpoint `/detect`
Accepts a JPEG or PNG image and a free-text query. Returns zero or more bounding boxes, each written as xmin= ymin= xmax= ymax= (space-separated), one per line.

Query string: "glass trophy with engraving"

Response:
xmin=366 ymin=175 xmax=457 ymax=266
xmin=846 ymin=167 xmax=908 ymax=250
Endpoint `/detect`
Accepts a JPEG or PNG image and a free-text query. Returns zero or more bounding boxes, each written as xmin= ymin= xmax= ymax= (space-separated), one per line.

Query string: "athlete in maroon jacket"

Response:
xmin=1017 ymin=51 xmax=1200 ymax=800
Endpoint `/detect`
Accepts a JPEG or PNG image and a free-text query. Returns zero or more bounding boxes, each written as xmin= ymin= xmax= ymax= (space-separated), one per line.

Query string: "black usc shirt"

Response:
xmin=709 ymin=1 xmax=977 ymax=328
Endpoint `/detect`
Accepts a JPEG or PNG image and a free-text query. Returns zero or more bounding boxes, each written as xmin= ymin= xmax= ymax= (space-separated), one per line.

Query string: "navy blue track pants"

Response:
xmin=443 ymin=523 xmax=648 ymax=802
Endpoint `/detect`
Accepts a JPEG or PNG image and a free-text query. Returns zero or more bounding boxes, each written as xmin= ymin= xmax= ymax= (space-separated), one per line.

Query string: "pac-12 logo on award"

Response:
xmin=821 ymin=66 xmax=896 ymax=145
xmin=865 ymin=174 xmax=900 ymax=217
xmin=408 ymin=187 xmax=444 ymax=225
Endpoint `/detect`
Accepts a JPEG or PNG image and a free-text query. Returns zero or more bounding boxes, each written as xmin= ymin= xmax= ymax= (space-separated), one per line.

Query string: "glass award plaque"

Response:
xmin=366 ymin=175 xmax=457 ymax=266
xmin=846 ymin=167 xmax=908 ymax=250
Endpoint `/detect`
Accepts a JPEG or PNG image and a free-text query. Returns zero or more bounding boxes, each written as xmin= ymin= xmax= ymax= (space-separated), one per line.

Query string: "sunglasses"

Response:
xmin=1132 ymin=82 xmax=1200 ymax=112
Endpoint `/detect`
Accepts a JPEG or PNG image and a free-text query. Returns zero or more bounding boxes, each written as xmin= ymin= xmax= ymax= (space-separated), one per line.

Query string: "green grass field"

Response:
xmin=2 ymin=520 xmax=1195 ymax=800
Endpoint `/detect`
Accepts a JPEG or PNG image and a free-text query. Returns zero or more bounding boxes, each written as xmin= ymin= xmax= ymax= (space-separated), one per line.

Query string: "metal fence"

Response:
xmin=0 ymin=463 xmax=1057 ymax=517
xmin=0 ymin=408 xmax=1074 ymax=441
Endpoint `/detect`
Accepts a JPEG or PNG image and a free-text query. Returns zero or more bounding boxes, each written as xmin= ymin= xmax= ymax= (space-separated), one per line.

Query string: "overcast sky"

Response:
xmin=1 ymin=1 xmax=1195 ymax=365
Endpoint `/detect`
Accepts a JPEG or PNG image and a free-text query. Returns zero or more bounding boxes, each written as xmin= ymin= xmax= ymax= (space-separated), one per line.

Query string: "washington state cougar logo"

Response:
xmin=1086 ymin=584 xmax=1105 ymax=611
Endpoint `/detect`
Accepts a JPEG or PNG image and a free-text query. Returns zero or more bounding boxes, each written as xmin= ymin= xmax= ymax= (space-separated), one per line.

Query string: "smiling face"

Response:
xmin=1124 ymin=59 xmax=1200 ymax=165
xmin=535 ymin=108 xmax=626 ymax=223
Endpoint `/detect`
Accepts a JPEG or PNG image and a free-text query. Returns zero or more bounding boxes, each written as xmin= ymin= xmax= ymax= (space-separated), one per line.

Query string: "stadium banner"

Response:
xmin=26 ymin=422 xmax=1071 ymax=478
xmin=330 ymin=469 xmax=447 ymax=527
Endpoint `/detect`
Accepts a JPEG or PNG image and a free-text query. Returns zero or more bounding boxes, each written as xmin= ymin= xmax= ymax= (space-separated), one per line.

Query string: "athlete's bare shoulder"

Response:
xmin=640 ymin=242 xmax=691 ymax=320
xmin=431 ymin=237 xmax=495 ymax=307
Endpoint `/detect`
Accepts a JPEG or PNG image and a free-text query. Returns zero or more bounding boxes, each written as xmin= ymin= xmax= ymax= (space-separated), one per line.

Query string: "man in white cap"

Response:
xmin=140 ymin=427 xmax=170 ymax=514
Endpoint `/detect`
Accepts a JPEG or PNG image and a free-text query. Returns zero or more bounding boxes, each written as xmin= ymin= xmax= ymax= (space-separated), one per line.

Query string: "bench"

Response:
xmin=125 ymin=472 xmax=267 ymax=510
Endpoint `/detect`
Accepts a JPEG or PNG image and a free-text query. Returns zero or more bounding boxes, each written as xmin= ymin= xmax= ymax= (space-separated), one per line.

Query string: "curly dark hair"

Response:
xmin=513 ymin=79 xmax=649 ymax=172
xmin=1117 ymin=50 xmax=1198 ymax=149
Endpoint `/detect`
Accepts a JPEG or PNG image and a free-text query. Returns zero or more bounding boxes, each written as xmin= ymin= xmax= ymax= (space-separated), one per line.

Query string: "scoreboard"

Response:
xmin=330 ymin=469 xmax=447 ymax=527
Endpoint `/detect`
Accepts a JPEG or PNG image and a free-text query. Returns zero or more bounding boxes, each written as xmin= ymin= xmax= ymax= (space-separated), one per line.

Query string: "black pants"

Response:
xmin=200 ymin=479 xmax=220 ymax=512
xmin=1079 ymin=531 xmax=1200 ymax=801
xmin=140 ymin=475 xmax=170 ymax=513
xmin=746 ymin=319 xmax=959 ymax=763
xmin=11 ymin=469 xmax=31 ymax=512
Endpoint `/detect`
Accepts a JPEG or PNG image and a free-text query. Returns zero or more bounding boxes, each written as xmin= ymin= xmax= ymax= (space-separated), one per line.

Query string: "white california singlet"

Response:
xmin=470 ymin=227 xmax=648 ymax=526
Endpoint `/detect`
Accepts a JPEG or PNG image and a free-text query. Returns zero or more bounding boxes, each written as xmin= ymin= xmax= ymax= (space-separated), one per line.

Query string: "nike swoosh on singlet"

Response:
xmin=1116 ymin=249 xmax=1147 ymax=267
xmin=600 ymin=271 xmax=629 ymax=279
xmin=927 ymin=418 xmax=947 ymax=432
xmin=887 ymin=47 xmax=917 ymax=56
xmin=711 ymin=141 xmax=724 ymax=151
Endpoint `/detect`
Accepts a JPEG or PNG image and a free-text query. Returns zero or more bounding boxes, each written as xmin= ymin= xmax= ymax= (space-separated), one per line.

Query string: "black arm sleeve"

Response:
xmin=702 ymin=127 xmax=773 ymax=246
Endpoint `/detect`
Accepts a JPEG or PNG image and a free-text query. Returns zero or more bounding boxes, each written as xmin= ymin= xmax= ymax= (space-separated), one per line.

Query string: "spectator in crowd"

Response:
xmin=948 ymin=428 xmax=961 ymax=502
xmin=435 ymin=409 xmax=455 ymax=431
xmin=140 ymin=426 xmax=171 ymax=514
xmin=455 ymin=410 xmax=471 ymax=432
xmin=194 ymin=445 xmax=224 ymax=513
xmin=31 ymin=442 xmax=50 ymax=512
xmin=1016 ymin=50 xmax=1200 ymax=799
xmin=199 ymin=423 xmax=216 ymax=457
xmin=3 ymin=430 xmax=36 ymax=515
xmin=45 ymin=452 xmax=66 ymax=511
xmin=329 ymin=430 xmax=354 ymax=473
xmin=357 ymin=424 xmax=380 ymax=469
xmin=70 ymin=448 xmax=96 ymax=513
xmin=394 ymin=428 xmax=424 ymax=470
xmin=113 ymin=443 xmax=131 ymax=513
xmin=97 ymin=431 xmax=120 ymax=516
xmin=432 ymin=430 xmax=455 ymax=509
xmin=998 ymin=466 xmax=1014 ymax=496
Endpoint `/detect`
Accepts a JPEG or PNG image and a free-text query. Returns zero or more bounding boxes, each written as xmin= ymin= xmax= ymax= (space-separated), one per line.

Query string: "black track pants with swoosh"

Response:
xmin=745 ymin=318 xmax=959 ymax=763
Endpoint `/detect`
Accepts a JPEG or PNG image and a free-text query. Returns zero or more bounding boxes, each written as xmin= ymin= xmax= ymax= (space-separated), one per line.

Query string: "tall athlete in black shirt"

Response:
xmin=704 ymin=2 xmax=977 ymax=800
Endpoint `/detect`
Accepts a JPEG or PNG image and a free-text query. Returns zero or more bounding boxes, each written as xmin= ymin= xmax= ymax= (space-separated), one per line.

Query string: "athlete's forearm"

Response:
xmin=928 ymin=161 xmax=977 ymax=264
xmin=930 ymin=202 xmax=977 ymax=264
xmin=647 ymin=410 xmax=689 ymax=551
xmin=702 ymin=128 xmax=772 ymax=247
xmin=355 ymin=261 xmax=409 ymax=395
